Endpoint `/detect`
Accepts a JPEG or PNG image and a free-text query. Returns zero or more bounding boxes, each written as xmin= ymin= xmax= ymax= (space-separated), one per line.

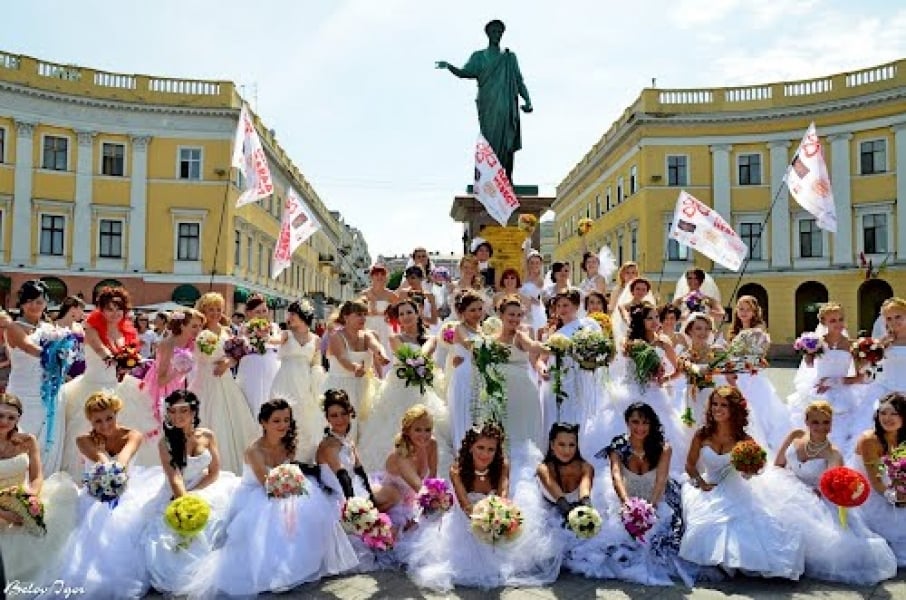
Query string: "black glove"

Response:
xmin=336 ymin=468 xmax=355 ymax=499
xmin=354 ymin=465 xmax=377 ymax=505
xmin=578 ymin=496 xmax=592 ymax=507
xmin=556 ymin=496 xmax=572 ymax=518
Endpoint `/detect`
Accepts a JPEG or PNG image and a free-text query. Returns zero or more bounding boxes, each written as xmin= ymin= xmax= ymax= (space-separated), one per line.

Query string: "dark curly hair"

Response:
xmin=95 ymin=286 xmax=132 ymax=312
xmin=454 ymin=289 xmax=484 ymax=316
xmin=624 ymin=402 xmax=666 ymax=467
xmin=697 ymin=385 xmax=749 ymax=443
xmin=259 ymin=398 xmax=298 ymax=458
xmin=388 ymin=298 xmax=427 ymax=345
xmin=322 ymin=389 xmax=355 ymax=436
xmin=874 ymin=392 xmax=906 ymax=456
xmin=584 ymin=291 xmax=607 ymax=313
xmin=456 ymin=422 xmax=506 ymax=493
xmin=245 ymin=294 xmax=267 ymax=312
xmin=16 ymin=280 xmax=48 ymax=310
xmin=628 ymin=301 xmax=657 ymax=342
xmin=163 ymin=390 xmax=201 ymax=471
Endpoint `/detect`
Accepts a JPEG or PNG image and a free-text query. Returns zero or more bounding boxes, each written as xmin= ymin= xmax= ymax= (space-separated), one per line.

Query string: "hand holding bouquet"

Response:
xmin=620 ymin=497 xmax=657 ymax=542
xmin=567 ymin=505 xmax=602 ymax=539
xmin=394 ymin=345 xmax=436 ymax=394
xmin=793 ymin=332 xmax=825 ymax=364
xmin=195 ymin=330 xmax=220 ymax=356
xmin=852 ymin=336 xmax=885 ymax=380
xmin=245 ymin=317 xmax=272 ymax=355
xmin=417 ymin=478 xmax=454 ymax=517
xmin=163 ymin=494 xmax=210 ymax=550
xmin=265 ymin=463 xmax=308 ymax=499
xmin=85 ymin=461 xmax=128 ymax=505
xmin=223 ymin=336 xmax=252 ymax=363
xmin=0 ymin=485 xmax=46 ymax=536
xmin=470 ymin=495 xmax=523 ymax=544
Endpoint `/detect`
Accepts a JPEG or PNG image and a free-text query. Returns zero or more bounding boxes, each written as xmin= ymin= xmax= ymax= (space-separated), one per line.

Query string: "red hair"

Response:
xmin=86 ymin=307 xmax=138 ymax=351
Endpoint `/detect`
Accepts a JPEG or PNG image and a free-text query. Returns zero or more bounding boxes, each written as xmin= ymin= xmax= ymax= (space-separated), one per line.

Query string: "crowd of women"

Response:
xmin=0 ymin=241 xmax=904 ymax=597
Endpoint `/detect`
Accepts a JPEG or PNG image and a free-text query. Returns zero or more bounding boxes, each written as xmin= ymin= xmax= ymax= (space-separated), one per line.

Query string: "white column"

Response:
xmin=11 ymin=121 xmax=34 ymax=266
xmin=768 ymin=141 xmax=791 ymax=268
xmin=128 ymin=136 xmax=150 ymax=272
xmin=709 ymin=144 xmax=732 ymax=218
xmin=892 ymin=124 xmax=906 ymax=261
xmin=828 ymin=133 xmax=854 ymax=266
xmin=72 ymin=131 xmax=95 ymax=268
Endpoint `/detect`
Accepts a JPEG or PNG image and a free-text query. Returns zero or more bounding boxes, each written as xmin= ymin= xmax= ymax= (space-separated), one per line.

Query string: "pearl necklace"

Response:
xmin=805 ymin=439 xmax=830 ymax=458
xmin=475 ymin=468 xmax=489 ymax=481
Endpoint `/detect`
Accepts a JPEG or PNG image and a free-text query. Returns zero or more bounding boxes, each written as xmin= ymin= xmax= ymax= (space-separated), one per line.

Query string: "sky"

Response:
xmin=4 ymin=1 xmax=906 ymax=259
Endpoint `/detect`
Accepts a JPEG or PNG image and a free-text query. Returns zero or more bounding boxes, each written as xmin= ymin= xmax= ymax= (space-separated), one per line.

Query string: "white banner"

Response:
xmin=272 ymin=187 xmax=320 ymax=279
xmin=669 ymin=191 xmax=748 ymax=271
xmin=784 ymin=122 xmax=836 ymax=232
xmin=473 ymin=134 xmax=520 ymax=226
xmin=231 ymin=104 xmax=275 ymax=208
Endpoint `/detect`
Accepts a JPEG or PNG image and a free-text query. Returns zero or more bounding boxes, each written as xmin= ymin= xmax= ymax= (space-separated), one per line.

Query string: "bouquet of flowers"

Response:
xmin=38 ymin=326 xmax=79 ymax=456
xmin=472 ymin=336 xmax=511 ymax=427
xmin=223 ymin=336 xmax=252 ymax=363
xmin=195 ymin=330 xmax=220 ymax=356
xmin=341 ymin=496 xmax=380 ymax=535
xmin=84 ymin=461 xmax=128 ymax=506
xmin=480 ymin=316 xmax=503 ymax=337
xmin=624 ymin=339 xmax=664 ymax=389
xmin=112 ymin=344 xmax=144 ymax=382
xmin=470 ymin=495 xmax=523 ymax=545
xmin=517 ymin=213 xmax=538 ymax=234
xmin=545 ymin=333 xmax=573 ymax=408
xmin=567 ymin=505 xmax=603 ymax=539
xmin=577 ymin=217 xmax=594 ymax=237
xmin=716 ymin=329 xmax=770 ymax=374
xmin=163 ymin=494 xmax=210 ymax=550
xmin=265 ymin=463 xmax=309 ymax=499
xmin=683 ymin=290 xmax=710 ymax=314
xmin=620 ymin=497 xmax=657 ymax=542
xmin=394 ymin=345 xmax=435 ymax=394
xmin=362 ymin=511 xmax=395 ymax=551
xmin=793 ymin=332 xmax=826 ymax=360
xmin=730 ymin=440 xmax=767 ymax=476
xmin=571 ymin=327 xmax=614 ymax=370
xmin=819 ymin=466 xmax=870 ymax=527
xmin=586 ymin=312 xmax=612 ymax=337
xmin=852 ymin=336 xmax=885 ymax=379
xmin=0 ymin=485 xmax=46 ymax=537
xmin=245 ymin=317 xmax=272 ymax=355
xmin=171 ymin=347 xmax=195 ymax=376
xmin=880 ymin=443 xmax=906 ymax=502
xmin=440 ymin=321 xmax=458 ymax=345
xmin=677 ymin=352 xmax=717 ymax=427
xmin=417 ymin=478 xmax=454 ymax=517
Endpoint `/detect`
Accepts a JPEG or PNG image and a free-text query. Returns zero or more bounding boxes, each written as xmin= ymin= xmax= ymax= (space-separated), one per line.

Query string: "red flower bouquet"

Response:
xmin=852 ymin=336 xmax=885 ymax=379
xmin=730 ymin=440 xmax=766 ymax=476
xmin=819 ymin=466 xmax=870 ymax=528
xmin=112 ymin=344 xmax=143 ymax=382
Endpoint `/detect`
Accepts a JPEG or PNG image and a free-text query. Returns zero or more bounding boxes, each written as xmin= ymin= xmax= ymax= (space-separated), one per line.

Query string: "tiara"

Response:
xmin=170 ymin=312 xmax=186 ymax=321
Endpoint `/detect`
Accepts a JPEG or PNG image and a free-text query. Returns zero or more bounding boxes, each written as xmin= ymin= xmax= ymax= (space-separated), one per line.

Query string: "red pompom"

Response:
xmin=819 ymin=466 xmax=870 ymax=508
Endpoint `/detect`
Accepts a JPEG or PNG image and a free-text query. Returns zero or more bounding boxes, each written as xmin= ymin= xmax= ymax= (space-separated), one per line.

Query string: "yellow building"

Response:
xmin=0 ymin=51 xmax=368 ymax=316
xmin=554 ymin=60 xmax=906 ymax=344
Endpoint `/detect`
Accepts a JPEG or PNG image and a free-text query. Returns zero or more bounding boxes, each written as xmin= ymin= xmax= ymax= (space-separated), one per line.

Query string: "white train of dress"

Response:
xmin=851 ymin=451 xmax=906 ymax=565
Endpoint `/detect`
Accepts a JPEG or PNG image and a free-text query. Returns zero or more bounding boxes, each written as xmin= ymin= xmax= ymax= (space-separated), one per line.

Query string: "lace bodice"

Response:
xmin=621 ymin=464 xmax=658 ymax=500
xmin=784 ymin=444 xmax=827 ymax=489
xmin=6 ymin=323 xmax=52 ymax=396
xmin=181 ymin=449 xmax=213 ymax=490
xmin=278 ymin=332 xmax=316 ymax=364
xmin=814 ymin=348 xmax=854 ymax=379
xmin=0 ymin=453 xmax=28 ymax=488
xmin=878 ymin=346 xmax=906 ymax=391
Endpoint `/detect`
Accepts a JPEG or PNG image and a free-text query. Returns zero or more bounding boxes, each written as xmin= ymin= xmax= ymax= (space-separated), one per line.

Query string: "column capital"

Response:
xmin=14 ymin=120 xmax=34 ymax=137
xmin=709 ymin=144 xmax=733 ymax=153
xmin=766 ymin=140 xmax=791 ymax=150
xmin=76 ymin=130 xmax=96 ymax=147
xmin=827 ymin=132 xmax=853 ymax=143
xmin=130 ymin=135 xmax=151 ymax=150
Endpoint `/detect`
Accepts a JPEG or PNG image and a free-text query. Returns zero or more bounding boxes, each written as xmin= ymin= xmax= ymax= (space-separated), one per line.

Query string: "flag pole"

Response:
xmin=208 ymin=175 xmax=232 ymax=291
xmin=726 ymin=180 xmax=788 ymax=304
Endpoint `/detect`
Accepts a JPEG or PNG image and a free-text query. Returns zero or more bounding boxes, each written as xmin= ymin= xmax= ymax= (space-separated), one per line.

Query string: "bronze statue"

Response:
xmin=437 ymin=19 xmax=533 ymax=181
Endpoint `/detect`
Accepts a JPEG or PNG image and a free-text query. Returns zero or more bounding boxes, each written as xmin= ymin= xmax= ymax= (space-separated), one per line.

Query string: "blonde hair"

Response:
xmin=881 ymin=297 xmax=906 ymax=316
xmin=731 ymin=295 xmax=765 ymax=337
xmin=805 ymin=399 xmax=833 ymax=420
xmin=817 ymin=302 xmax=844 ymax=323
xmin=195 ymin=292 xmax=230 ymax=326
xmin=0 ymin=394 xmax=22 ymax=438
xmin=459 ymin=255 xmax=479 ymax=270
xmin=394 ymin=404 xmax=433 ymax=458
xmin=617 ymin=261 xmax=639 ymax=286
xmin=84 ymin=391 xmax=124 ymax=419
xmin=167 ymin=308 xmax=205 ymax=335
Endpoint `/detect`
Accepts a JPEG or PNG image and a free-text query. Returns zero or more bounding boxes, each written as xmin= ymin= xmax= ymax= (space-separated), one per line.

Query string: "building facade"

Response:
xmin=0 ymin=51 xmax=368 ymax=317
xmin=554 ymin=60 xmax=905 ymax=343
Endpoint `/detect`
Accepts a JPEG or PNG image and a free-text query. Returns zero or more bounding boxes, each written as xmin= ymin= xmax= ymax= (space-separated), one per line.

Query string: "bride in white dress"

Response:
xmin=3 ymin=280 xmax=66 ymax=473
xmin=362 ymin=264 xmax=399 ymax=375
xmin=270 ymin=299 xmax=326 ymax=463
xmin=236 ymin=295 xmax=282 ymax=417
xmin=858 ymin=298 xmax=906 ymax=424
xmin=188 ymin=292 xmax=257 ymax=474
xmin=446 ymin=290 xmax=484 ymax=450
xmin=359 ymin=298 xmax=451 ymax=474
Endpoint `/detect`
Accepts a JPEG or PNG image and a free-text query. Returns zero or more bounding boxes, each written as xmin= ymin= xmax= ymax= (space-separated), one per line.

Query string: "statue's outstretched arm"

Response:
xmin=513 ymin=55 xmax=533 ymax=110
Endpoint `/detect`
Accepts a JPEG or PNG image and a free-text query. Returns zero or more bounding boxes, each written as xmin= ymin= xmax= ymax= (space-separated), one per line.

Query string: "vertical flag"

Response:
xmin=272 ymin=187 xmax=320 ymax=279
xmin=785 ymin=122 xmax=836 ymax=232
xmin=669 ymin=191 xmax=748 ymax=271
xmin=473 ymin=134 xmax=520 ymax=226
xmin=232 ymin=103 xmax=275 ymax=208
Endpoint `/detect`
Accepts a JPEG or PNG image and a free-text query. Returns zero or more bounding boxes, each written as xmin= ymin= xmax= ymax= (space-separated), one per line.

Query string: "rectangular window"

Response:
xmin=617 ymin=234 xmax=624 ymax=264
xmin=667 ymin=155 xmax=687 ymax=186
xmin=860 ymin=140 xmax=886 ymax=175
xmin=863 ymin=214 xmax=888 ymax=254
xmin=798 ymin=219 xmax=822 ymax=258
xmin=630 ymin=229 xmax=637 ymax=261
xmin=266 ymin=246 xmax=272 ymax=277
xmin=178 ymin=148 xmax=202 ymax=180
xmin=594 ymin=195 xmax=601 ymax=218
xmin=177 ymin=222 xmax=200 ymax=260
xmin=42 ymin=136 xmax=68 ymax=171
xmin=234 ymin=230 xmax=241 ymax=266
xmin=0 ymin=128 xmax=5 ymax=163
xmin=740 ymin=222 xmax=763 ymax=260
xmin=247 ymin=235 xmax=253 ymax=271
xmin=630 ymin=165 xmax=638 ymax=194
xmin=101 ymin=142 xmax=125 ymax=176
xmin=605 ymin=187 xmax=611 ymax=211
xmin=738 ymin=154 xmax=762 ymax=185
xmin=667 ymin=223 xmax=689 ymax=260
xmin=98 ymin=219 xmax=123 ymax=258
xmin=258 ymin=242 xmax=264 ymax=275
xmin=617 ymin=178 xmax=624 ymax=203
xmin=40 ymin=215 xmax=65 ymax=256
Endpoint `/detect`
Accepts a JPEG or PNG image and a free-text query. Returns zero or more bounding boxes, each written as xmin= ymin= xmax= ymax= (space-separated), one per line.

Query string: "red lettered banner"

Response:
xmin=669 ymin=191 xmax=747 ymax=271
xmin=232 ymin=104 xmax=275 ymax=208
xmin=272 ymin=187 xmax=320 ymax=278
xmin=473 ymin=134 xmax=519 ymax=226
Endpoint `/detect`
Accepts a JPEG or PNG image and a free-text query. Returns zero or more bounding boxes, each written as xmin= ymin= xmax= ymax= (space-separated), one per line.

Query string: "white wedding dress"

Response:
xmin=270 ymin=333 xmax=327 ymax=462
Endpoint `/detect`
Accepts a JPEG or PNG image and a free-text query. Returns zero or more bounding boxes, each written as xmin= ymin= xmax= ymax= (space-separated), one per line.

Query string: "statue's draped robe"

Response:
xmin=462 ymin=49 xmax=525 ymax=179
